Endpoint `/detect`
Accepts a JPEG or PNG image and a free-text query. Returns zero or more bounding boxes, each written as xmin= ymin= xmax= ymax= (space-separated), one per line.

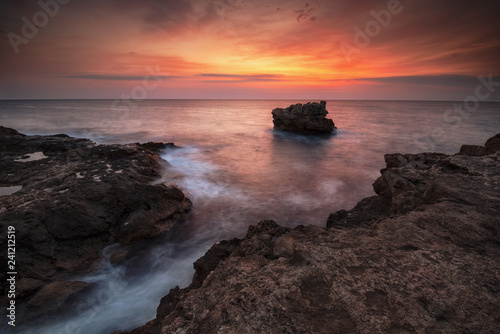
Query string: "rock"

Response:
xmin=484 ymin=133 xmax=500 ymax=153
xmin=191 ymin=238 xmax=241 ymax=289
xmin=0 ymin=125 xmax=26 ymax=151
xmin=138 ymin=142 xmax=177 ymax=152
xmin=126 ymin=133 xmax=500 ymax=334
xmin=272 ymin=101 xmax=336 ymax=134
xmin=16 ymin=278 xmax=45 ymax=300
xmin=22 ymin=280 xmax=94 ymax=321
xmin=459 ymin=133 xmax=500 ymax=156
xmin=0 ymin=127 xmax=191 ymax=326
xmin=0 ymin=126 xmax=25 ymax=137
xmin=110 ymin=248 xmax=131 ymax=266
xmin=458 ymin=144 xmax=486 ymax=156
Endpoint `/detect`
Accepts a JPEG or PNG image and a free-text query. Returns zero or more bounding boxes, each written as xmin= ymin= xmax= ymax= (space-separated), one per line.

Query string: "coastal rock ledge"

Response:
xmin=124 ymin=133 xmax=500 ymax=334
xmin=0 ymin=127 xmax=191 ymax=327
xmin=272 ymin=101 xmax=336 ymax=134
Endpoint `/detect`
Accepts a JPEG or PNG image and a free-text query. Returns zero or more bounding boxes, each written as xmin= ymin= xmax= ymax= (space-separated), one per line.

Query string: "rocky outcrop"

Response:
xmin=124 ymin=133 xmax=500 ymax=334
xmin=272 ymin=101 xmax=336 ymax=134
xmin=458 ymin=133 xmax=500 ymax=156
xmin=0 ymin=127 xmax=191 ymax=326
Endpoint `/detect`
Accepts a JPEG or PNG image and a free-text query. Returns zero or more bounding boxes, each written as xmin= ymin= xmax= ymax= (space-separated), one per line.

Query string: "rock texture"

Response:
xmin=0 ymin=127 xmax=191 ymax=326
xmin=125 ymin=134 xmax=500 ymax=334
xmin=272 ymin=101 xmax=336 ymax=134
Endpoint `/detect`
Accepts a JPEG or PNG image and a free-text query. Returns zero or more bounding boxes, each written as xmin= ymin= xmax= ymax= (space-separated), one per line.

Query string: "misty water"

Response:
xmin=1 ymin=99 xmax=499 ymax=333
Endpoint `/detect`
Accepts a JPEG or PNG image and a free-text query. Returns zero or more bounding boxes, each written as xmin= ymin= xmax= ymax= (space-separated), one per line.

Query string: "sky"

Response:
xmin=0 ymin=0 xmax=499 ymax=100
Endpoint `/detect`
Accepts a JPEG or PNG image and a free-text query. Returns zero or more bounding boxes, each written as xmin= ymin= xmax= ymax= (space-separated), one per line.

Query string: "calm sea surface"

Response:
xmin=1 ymin=99 xmax=499 ymax=333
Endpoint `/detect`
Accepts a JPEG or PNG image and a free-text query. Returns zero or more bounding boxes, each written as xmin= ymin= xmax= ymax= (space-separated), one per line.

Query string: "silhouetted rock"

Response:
xmin=125 ymin=133 xmax=500 ymax=334
xmin=272 ymin=101 xmax=336 ymax=134
xmin=459 ymin=133 xmax=500 ymax=156
xmin=138 ymin=142 xmax=177 ymax=152
xmin=0 ymin=127 xmax=191 ymax=327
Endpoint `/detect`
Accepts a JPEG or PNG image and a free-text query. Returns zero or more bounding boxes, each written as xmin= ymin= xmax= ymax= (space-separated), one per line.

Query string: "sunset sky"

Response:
xmin=1 ymin=0 xmax=499 ymax=100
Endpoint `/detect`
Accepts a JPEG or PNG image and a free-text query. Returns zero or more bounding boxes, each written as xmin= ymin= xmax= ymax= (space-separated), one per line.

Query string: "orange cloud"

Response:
xmin=0 ymin=0 xmax=499 ymax=99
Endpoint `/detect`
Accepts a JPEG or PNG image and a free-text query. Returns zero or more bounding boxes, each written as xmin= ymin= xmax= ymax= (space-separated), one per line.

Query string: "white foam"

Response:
xmin=22 ymin=243 xmax=202 ymax=334
xmin=283 ymin=179 xmax=343 ymax=209
xmin=161 ymin=147 xmax=247 ymax=205
xmin=318 ymin=179 xmax=343 ymax=197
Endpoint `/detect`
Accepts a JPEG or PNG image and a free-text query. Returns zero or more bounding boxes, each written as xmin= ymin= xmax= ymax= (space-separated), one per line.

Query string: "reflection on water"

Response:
xmin=2 ymin=99 xmax=499 ymax=333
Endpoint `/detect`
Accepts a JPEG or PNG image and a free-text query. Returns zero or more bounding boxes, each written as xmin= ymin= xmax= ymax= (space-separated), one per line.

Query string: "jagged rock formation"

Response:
xmin=0 ymin=127 xmax=191 ymax=326
xmin=272 ymin=101 xmax=336 ymax=134
xmin=124 ymin=133 xmax=500 ymax=334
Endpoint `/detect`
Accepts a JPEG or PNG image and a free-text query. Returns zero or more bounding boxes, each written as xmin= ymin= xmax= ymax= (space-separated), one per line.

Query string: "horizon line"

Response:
xmin=1 ymin=98 xmax=500 ymax=103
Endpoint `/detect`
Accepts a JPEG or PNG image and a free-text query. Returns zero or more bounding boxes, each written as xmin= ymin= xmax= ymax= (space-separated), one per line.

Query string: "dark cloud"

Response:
xmin=294 ymin=2 xmax=320 ymax=22
xmin=199 ymin=73 xmax=282 ymax=78
xmin=199 ymin=73 xmax=285 ymax=82
xmin=54 ymin=0 xmax=198 ymax=32
xmin=66 ymin=74 xmax=177 ymax=81
xmin=0 ymin=0 xmax=42 ymax=32
xmin=351 ymin=75 xmax=500 ymax=88
xmin=137 ymin=0 xmax=194 ymax=31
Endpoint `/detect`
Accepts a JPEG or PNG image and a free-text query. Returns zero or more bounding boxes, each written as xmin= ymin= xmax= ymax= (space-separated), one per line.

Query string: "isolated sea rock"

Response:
xmin=125 ymin=133 xmax=500 ymax=334
xmin=272 ymin=101 xmax=336 ymax=134
xmin=0 ymin=127 xmax=191 ymax=326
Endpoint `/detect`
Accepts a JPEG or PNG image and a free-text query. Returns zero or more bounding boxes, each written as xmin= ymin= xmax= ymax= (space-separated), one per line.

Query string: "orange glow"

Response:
xmin=0 ymin=0 xmax=499 ymax=99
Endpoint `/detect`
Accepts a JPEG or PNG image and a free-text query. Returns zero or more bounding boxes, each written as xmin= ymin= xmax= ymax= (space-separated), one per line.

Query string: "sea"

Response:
xmin=1 ymin=99 xmax=499 ymax=334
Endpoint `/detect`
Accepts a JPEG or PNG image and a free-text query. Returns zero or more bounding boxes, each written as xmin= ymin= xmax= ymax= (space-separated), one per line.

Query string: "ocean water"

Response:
xmin=1 ymin=99 xmax=499 ymax=333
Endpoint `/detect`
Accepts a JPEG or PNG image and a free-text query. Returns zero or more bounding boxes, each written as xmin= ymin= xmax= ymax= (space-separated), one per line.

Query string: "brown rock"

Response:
xmin=272 ymin=101 xmax=336 ymax=134
xmin=23 ymin=280 xmax=93 ymax=320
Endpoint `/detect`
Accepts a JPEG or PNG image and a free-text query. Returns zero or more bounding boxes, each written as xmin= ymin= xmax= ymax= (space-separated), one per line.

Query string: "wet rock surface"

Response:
xmin=125 ymin=134 xmax=500 ymax=334
xmin=272 ymin=101 xmax=336 ymax=134
xmin=0 ymin=127 xmax=191 ymax=327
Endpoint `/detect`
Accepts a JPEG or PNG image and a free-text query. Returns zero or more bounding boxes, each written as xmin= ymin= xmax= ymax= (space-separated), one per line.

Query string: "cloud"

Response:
xmin=66 ymin=74 xmax=178 ymax=81
xmin=140 ymin=0 xmax=195 ymax=31
xmin=351 ymin=75 xmax=497 ymax=88
xmin=294 ymin=2 xmax=320 ymax=22
xmin=198 ymin=73 xmax=285 ymax=83
xmin=1 ymin=0 xmax=499 ymax=99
